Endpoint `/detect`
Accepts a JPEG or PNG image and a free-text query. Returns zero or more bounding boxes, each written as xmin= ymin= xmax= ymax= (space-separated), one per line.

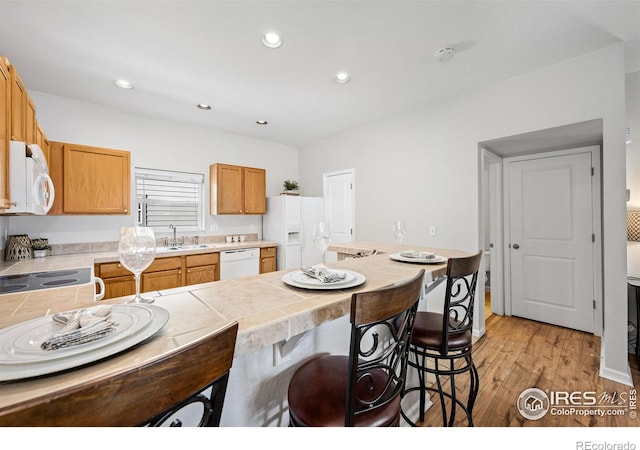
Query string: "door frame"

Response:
xmin=502 ymin=146 xmax=603 ymax=336
xmin=480 ymin=149 xmax=505 ymax=317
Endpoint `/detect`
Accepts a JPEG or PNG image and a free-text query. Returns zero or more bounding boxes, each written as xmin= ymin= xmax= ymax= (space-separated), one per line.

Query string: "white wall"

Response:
xmin=7 ymin=92 xmax=299 ymax=244
xmin=299 ymin=43 xmax=631 ymax=384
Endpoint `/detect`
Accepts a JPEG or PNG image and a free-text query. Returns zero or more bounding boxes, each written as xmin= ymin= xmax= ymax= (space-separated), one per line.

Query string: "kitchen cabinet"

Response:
xmin=96 ymin=251 xmax=221 ymax=300
xmin=25 ymin=97 xmax=36 ymax=145
xmin=94 ymin=262 xmax=135 ymax=299
xmin=141 ymin=257 xmax=182 ymax=292
xmin=0 ymin=57 xmax=10 ymax=209
xmin=49 ymin=141 xmax=130 ymax=215
xmin=186 ymin=252 xmax=219 ymax=285
xmin=210 ymin=163 xmax=266 ymax=215
xmin=8 ymin=63 xmax=26 ymax=142
xmin=260 ymin=246 xmax=277 ymax=274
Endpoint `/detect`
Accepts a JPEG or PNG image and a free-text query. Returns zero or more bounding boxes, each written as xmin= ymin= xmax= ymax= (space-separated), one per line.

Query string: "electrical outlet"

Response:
xmin=210 ymin=224 xmax=217 ymax=232
xmin=429 ymin=225 xmax=437 ymax=236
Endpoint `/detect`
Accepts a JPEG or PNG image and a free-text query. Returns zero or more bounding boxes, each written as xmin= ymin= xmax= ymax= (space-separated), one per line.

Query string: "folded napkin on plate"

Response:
xmin=41 ymin=305 xmax=116 ymax=351
xmin=301 ymin=265 xmax=347 ymax=283
xmin=400 ymin=250 xmax=436 ymax=259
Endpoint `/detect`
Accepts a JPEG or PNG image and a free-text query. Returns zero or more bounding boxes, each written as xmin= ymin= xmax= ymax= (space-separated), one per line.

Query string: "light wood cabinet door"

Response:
xmin=9 ymin=64 xmax=25 ymax=142
xmin=49 ymin=142 xmax=130 ymax=215
xmin=186 ymin=265 xmax=217 ymax=285
xmin=210 ymin=163 xmax=243 ymax=214
xmin=260 ymin=246 xmax=277 ymax=273
xmin=103 ymin=275 xmax=136 ymax=300
xmin=25 ymin=96 xmax=36 ymax=144
xmin=142 ymin=269 xmax=182 ymax=292
xmin=210 ymin=163 xmax=266 ymax=215
xmin=0 ymin=57 xmax=10 ymax=209
xmin=244 ymin=167 xmax=266 ymax=214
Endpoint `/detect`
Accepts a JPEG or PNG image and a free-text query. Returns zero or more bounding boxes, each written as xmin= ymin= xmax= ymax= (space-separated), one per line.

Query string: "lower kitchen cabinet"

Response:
xmin=142 ymin=269 xmax=182 ymax=292
xmin=260 ymin=247 xmax=277 ymax=274
xmin=186 ymin=252 xmax=219 ymax=285
xmin=103 ymin=275 xmax=136 ymax=299
xmin=96 ymin=251 xmax=221 ymax=300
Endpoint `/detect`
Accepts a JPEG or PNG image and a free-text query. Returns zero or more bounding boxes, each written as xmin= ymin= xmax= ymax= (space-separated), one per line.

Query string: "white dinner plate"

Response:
xmin=0 ymin=304 xmax=154 ymax=364
xmin=290 ymin=269 xmax=356 ymax=287
xmin=389 ymin=253 xmax=448 ymax=265
xmin=283 ymin=270 xmax=366 ymax=290
xmin=0 ymin=305 xmax=170 ymax=382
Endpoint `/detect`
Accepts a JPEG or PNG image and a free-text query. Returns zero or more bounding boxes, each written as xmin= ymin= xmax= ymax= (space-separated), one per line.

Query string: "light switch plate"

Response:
xmin=429 ymin=225 xmax=437 ymax=236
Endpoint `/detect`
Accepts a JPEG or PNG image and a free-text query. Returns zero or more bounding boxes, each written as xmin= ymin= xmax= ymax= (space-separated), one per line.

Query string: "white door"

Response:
xmin=323 ymin=169 xmax=355 ymax=262
xmin=507 ymin=150 xmax=594 ymax=333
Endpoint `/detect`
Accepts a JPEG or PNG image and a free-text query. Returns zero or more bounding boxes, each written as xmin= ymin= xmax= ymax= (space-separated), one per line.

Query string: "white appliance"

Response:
xmin=8 ymin=141 xmax=55 ymax=215
xmin=220 ymin=248 xmax=260 ymax=280
xmin=263 ymin=195 xmax=324 ymax=270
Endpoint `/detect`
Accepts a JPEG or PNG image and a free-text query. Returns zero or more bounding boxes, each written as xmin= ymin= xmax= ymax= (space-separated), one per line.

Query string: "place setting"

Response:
xmin=282 ymin=221 xmax=366 ymax=290
xmin=388 ymin=219 xmax=448 ymax=264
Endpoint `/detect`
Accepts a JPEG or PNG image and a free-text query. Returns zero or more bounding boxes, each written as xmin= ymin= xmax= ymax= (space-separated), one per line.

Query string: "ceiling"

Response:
xmin=1 ymin=1 xmax=639 ymax=148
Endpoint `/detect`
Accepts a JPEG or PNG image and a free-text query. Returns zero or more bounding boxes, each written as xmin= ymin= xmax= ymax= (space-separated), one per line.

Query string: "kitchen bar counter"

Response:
xmin=0 ymin=241 xmax=466 ymax=426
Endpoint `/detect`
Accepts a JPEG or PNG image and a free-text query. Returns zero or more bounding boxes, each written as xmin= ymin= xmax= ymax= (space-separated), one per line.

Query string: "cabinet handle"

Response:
xmin=179 ymin=270 xmax=182 ymax=274
xmin=123 ymin=209 xmax=128 ymax=213
xmin=117 ymin=264 xmax=121 ymax=268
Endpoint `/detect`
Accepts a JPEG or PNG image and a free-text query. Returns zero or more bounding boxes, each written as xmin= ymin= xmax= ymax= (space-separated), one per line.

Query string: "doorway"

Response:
xmin=478 ymin=120 xmax=604 ymax=337
xmin=323 ymin=169 xmax=355 ymax=263
xmin=504 ymin=146 xmax=600 ymax=333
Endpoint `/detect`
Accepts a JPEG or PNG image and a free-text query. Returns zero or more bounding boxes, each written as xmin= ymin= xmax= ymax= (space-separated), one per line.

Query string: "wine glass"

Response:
xmin=118 ymin=227 xmax=156 ymax=304
xmin=392 ymin=220 xmax=407 ymax=244
xmin=312 ymin=222 xmax=332 ymax=263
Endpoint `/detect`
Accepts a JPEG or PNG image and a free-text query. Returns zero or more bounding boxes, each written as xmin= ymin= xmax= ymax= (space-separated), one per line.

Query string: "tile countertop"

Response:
xmin=0 ymin=241 xmax=467 ymax=424
xmin=0 ymin=239 xmax=278 ymax=274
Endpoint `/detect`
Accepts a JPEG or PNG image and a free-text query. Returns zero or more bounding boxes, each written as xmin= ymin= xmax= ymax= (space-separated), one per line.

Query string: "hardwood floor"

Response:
xmin=416 ymin=314 xmax=640 ymax=427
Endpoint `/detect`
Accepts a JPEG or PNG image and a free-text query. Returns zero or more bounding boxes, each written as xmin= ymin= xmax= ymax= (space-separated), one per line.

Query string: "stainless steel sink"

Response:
xmin=156 ymin=244 xmax=217 ymax=253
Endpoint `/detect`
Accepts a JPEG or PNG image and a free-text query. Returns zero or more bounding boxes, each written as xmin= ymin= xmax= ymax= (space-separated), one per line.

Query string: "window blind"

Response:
xmin=135 ymin=167 xmax=204 ymax=231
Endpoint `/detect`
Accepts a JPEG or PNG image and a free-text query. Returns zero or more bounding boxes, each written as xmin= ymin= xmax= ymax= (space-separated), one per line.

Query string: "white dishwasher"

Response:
xmin=220 ymin=248 xmax=260 ymax=280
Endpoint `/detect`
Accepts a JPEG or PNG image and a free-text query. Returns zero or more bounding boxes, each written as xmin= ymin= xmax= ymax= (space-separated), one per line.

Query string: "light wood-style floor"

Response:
xmin=416 ymin=312 xmax=640 ymax=427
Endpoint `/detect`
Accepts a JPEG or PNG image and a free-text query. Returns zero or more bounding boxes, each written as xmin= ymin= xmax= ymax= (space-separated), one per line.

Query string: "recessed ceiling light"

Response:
xmin=333 ymin=72 xmax=351 ymax=84
xmin=113 ymin=79 xmax=134 ymax=89
xmin=256 ymin=120 xmax=268 ymax=125
xmin=434 ymin=47 xmax=455 ymax=62
xmin=197 ymin=104 xmax=212 ymax=110
xmin=261 ymin=32 xmax=282 ymax=49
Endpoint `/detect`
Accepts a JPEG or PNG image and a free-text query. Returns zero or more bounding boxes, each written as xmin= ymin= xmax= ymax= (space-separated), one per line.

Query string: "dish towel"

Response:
xmin=41 ymin=305 xmax=116 ymax=351
xmin=300 ymin=265 xmax=347 ymax=283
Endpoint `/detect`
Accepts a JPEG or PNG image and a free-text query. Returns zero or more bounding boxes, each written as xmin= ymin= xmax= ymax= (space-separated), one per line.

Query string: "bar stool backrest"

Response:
xmin=345 ymin=269 xmax=425 ymax=426
xmin=439 ymin=251 xmax=483 ymax=355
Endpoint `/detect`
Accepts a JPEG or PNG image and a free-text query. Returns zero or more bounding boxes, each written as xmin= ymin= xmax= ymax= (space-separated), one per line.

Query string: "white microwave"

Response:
xmin=7 ymin=141 xmax=55 ymax=215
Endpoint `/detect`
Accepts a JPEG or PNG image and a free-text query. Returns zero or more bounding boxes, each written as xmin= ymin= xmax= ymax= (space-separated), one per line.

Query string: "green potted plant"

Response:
xmin=283 ymin=180 xmax=299 ymax=195
xmin=32 ymin=239 xmax=51 ymax=258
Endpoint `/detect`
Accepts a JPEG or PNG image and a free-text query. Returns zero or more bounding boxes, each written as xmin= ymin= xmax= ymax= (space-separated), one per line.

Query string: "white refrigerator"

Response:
xmin=263 ymin=195 xmax=324 ymax=270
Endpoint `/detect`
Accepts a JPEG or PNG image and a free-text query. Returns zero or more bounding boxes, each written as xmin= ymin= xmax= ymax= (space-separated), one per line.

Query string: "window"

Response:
xmin=135 ymin=167 xmax=204 ymax=231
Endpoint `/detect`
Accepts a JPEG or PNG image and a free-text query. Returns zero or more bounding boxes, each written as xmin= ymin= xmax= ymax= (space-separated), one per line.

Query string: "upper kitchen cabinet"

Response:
xmin=0 ymin=57 xmax=11 ymax=209
xmin=210 ymin=163 xmax=266 ymax=215
xmin=49 ymin=141 xmax=131 ymax=215
xmin=8 ymin=62 xmax=26 ymax=143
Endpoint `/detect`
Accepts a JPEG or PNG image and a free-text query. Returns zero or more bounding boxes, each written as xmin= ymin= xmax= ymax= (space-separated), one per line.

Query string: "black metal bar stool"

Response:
xmin=627 ymin=277 xmax=640 ymax=367
xmin=287 ymin=270 xmax=425 ymax=427
xmin=401 ymin=251 xmax=482 ymax=427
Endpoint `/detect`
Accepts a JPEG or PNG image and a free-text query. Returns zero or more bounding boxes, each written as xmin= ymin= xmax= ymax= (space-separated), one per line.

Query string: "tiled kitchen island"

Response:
xmin=0 ymin=242 xmax=468 ymax=426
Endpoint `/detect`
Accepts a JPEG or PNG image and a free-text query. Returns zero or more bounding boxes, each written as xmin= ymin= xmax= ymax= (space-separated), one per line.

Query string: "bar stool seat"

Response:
xmin=287 ymin=270 xmax=425 ymax=427
xmin=288 ymin=355 xmax=401 ymax=427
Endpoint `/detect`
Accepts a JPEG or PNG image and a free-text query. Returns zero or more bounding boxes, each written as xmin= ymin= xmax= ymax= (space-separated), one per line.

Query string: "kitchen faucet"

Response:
xmin=169 ymin=224 xmax=177 ymax=247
